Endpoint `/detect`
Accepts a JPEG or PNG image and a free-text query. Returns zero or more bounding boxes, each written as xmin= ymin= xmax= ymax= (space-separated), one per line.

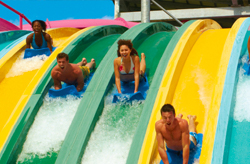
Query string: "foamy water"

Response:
xmin=81 ymin=89 xmax=144 ymax=164
xmin=6 ymin=53 xmax=48 ymax=78
xmin=17 ymin=95 xmax=81 ymax=163
xmin=233 ymin=54 xmax=250 ymax=122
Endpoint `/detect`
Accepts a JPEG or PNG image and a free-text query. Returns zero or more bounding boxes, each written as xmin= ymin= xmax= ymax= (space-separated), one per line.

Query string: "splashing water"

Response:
xmin=17 ymin=95 xmax=81 ymax=163
xmin=81 ymin=89 xmax=144 ymax=164
xmin=233 ymin=55 xmax=250 ymax=122
xmin=6 ymin=53 xmax=48 ymax=78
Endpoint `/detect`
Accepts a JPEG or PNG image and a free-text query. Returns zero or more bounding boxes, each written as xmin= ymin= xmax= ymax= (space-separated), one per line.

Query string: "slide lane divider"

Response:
xmin=55 ymin=22 xmax=177 ymax=164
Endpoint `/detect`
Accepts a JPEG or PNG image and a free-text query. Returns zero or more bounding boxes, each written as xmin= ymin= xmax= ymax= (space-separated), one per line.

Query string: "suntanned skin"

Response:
xmin=51 ymin=57 xmax=95 ymax=92
xmin=155 ymin=111 xmax=196 ymax=164
xmin=26 ymin=21 xmax=53 ymax=52
xmin=114 ymin=45 xmax=146 ymax=93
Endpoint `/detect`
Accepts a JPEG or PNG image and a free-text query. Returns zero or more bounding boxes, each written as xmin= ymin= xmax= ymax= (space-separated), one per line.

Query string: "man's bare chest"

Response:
xmin=162 ymin=128 xmax=182 ymax=141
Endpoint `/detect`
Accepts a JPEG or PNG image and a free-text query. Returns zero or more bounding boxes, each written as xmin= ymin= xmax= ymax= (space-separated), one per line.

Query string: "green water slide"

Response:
xmin=0 ymin=30 xmax=31 ymax=58
xmin=55 ymin=22 xmax=177 ymax=164
xmin=0 ymin=25 xmax=127 ymax=164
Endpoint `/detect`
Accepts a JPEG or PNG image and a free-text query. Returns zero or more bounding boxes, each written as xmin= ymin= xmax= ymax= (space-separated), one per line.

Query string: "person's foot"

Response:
xmin=187 ymin=115 xmax=197 ymax=121
xmin=141 ymin=53 xmax=146 ymax=59
xmin=81 ymin=58 xmax=87 ymax=65
xmin=177 ymin=114 xmax=183 ymax=118
xmin=91 ymin=58 xmax=96 ymax=68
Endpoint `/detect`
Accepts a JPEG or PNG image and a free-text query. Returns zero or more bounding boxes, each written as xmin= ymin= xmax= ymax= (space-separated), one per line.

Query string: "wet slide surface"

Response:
xmin=0 ymin=28 xmax=79 ymax=155
xmin=0 ymin=25 xmax=127 ymax=164
xmin=55 ymin=22 xmax=177 ymax=164
xmin=138 ymin=19 xmax=245 ymax=164
xmin=0 ymin=30 xmax=31 ymax=59
xmin=0 ymin=30 xmax=31 ymax=51
xmin=212 ymin=18 xmax=250 ymax=164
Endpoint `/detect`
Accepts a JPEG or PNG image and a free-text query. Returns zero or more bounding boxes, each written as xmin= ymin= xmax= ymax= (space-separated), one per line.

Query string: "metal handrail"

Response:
xmin=151 ymin=0 xmax=183 ymax=26
xmin=0 ymin=1 xmax=32 ymax=29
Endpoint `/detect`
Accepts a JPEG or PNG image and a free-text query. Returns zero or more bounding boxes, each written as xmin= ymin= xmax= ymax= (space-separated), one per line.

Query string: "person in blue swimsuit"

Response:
xmin=26 ymin=20 xmax=53 ymax=52
xmin=155 ymin=104 xmax=198 ymax=164
xmin=114 ymin=39 xmax=146 ymax=93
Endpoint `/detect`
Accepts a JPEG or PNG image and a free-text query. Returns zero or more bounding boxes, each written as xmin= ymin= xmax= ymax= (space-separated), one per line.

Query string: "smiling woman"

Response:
xmin=26 ymin=20 xmax=53 ymax=52
xmin=113 ymin=39 xmax=146 ymax=93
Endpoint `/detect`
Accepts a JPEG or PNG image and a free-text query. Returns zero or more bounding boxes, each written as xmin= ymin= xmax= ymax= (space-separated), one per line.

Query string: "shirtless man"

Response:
xmin=51 ymin=52 xmax=95 ymax=91
xmin=155 ymin=104 xmax=198 ymax=164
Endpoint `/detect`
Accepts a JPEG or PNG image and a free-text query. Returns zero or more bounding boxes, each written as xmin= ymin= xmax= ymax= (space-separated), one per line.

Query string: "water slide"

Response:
xmin=212 ymin=18 xmax=250 ymax=164
xmin=0 ymin=30 xmax=31 ymax=52
xmin=0 ymin=27 xmax=80 ymax=160
xmin=0 ymin=25 xmax=128 ymax=163
xmin=54 ymin=22 xmax=177 ymax=164
xmin=135 ymin=18 xmax=246 ymax=164
xmin=0 ymin=30 xmax=31 ymax=59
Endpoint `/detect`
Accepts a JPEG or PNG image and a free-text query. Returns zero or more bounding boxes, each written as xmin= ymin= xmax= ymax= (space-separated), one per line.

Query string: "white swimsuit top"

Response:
xmin=119 ymin=56 xmax=135 ymax=74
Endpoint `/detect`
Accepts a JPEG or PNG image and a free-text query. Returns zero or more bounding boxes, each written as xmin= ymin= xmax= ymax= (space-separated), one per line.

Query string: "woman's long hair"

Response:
xmin=117 ymin=39 xmax=138 ymax=57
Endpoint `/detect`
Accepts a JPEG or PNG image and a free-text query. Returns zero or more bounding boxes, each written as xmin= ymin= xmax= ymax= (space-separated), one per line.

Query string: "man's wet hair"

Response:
xmin=32 ymin=20 xmax=47 ymax=31
xmin=57 ymin=52 xmax=69 ymax=61
xmin=161 ymin=104 xmax=175 ymax=115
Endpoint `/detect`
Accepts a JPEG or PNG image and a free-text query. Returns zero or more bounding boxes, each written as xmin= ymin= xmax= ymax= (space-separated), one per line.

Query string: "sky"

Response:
xmin=0 ymin=0 xmax=115 ymax=25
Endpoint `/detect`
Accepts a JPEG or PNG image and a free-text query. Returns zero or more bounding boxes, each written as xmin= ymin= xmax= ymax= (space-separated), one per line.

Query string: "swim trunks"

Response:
xmin=31 ymin=33 xmax=47 ymax=49
xmin=79 ymin=66 xmax=90 ymax=77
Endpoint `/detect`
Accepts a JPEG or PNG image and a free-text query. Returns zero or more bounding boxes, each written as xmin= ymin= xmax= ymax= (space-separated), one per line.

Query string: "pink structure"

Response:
xmin=23 ymin=17 xmax=139 ymax=30
xmin=1 ymin=1 xmax=139 ymax=32
xmin=0 ymin=18 xmax=21 ymax=31
xmin=0 ymin=1 xmax=32 ymax=31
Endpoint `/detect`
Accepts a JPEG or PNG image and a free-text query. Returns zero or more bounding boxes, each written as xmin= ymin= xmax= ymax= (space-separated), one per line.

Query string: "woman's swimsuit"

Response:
xmin=119 ymin=56 xmax=135 ymax=75
xmin=31 ymin=33 xmax=47 ymax=49
xmin=119 ymin=56 xmax=146 ymax=82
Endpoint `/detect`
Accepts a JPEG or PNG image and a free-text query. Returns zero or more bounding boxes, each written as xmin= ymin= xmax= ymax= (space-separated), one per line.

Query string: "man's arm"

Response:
xmin=181 ymin=120 xmax=190 ymax=164
xmin=155 ymin=123 xmax=169 ymax=164
xmin=26 ymin=34 xmax=32 ymax=49
xmin=51 ymin=69 xmax=62 ymax=90
xmin=76 ymin=70 xmax=84 ymax=92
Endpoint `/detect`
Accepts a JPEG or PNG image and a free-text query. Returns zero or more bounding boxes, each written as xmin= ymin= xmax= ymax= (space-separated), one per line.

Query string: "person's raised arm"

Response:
xmin=181 ymin=120 xmax=190 ymax=164
xmin=155 ymin=122 xmax=169 ymax=164
xmin=26 ymin=34 xmax=32 ymax=49
xmin=45 ymin=33 xmax=53 ymax=53
xmin=76 ymin=70 xmax=84 ymax=92
xmin=51 ymin=69 xmax=62 ymax=90
xmin=133 ymin=55 xmax=140 ymax=93
xmin=114 ymin=58 xmax=122 ymax=93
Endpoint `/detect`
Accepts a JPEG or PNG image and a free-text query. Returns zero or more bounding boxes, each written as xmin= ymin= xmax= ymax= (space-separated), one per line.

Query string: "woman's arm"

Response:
xmin=133 ymin=55 xmax=140 ymax=93
xmin=26 ymin=34 xmax=32 ymax=49
xmin=45 ymin=33 xmax=53 ymax=52
xmin=114 ymin=58 xmax=122 ymax=93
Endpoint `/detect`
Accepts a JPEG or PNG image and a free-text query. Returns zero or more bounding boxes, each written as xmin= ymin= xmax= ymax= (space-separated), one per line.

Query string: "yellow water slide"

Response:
xmin=0 ymin=27 xmax=81 ymax=152
xmin=138 ymin=18 xmax=245 ymax=164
